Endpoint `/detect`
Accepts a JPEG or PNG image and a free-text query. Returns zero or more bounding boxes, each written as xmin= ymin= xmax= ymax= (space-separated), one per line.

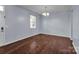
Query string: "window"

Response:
xmin=0 ymin=6 xmax=4 ymax=12
xmin=30 ymin=15 xmax=36 ymax=29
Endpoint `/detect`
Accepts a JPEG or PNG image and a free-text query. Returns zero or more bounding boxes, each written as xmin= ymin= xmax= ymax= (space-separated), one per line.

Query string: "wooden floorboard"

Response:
xmin=0 ymin=34 xmax=76 ymax=54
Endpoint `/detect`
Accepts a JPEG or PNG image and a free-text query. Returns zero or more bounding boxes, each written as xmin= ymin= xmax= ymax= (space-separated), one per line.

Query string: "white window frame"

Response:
xmin=30 ymin=15 xmax=36 ymax=29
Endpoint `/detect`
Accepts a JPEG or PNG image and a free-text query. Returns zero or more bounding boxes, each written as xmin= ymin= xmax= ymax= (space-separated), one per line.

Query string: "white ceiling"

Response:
xmin=18 ymin=5 xmax=72 ymax=14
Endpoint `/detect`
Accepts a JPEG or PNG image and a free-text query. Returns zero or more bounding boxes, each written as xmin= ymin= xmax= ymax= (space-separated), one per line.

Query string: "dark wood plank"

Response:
xmin=0 ymin=34 xmax=76 ymax=54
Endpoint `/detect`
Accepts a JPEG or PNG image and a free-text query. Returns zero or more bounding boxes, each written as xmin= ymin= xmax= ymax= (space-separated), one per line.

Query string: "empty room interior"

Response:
xmin=0 ymin=5 xmax=79 ymax=54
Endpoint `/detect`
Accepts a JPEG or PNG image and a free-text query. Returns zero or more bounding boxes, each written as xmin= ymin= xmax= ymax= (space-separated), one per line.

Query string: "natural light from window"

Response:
xmin=30 ymin=15 xmax=36 ymax=29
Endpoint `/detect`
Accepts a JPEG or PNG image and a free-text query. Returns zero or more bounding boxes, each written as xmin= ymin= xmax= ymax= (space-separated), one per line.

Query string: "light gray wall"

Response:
xmin=41 ymin=11 xmax=72 ymax=37
xmin=0 ymin=11 xmax=5 ymax=46
xmin=72 ymin=6 xmax=79 ymax=53
xmin=5 ymin=6 xmax=41 ymax=45
xmin=3 ymin=5 xmax=79 ymax=53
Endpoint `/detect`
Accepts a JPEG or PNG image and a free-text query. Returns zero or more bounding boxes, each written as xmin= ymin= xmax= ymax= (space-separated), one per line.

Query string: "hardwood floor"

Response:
xmin=0 ymin=34 xmax=76 ymax=54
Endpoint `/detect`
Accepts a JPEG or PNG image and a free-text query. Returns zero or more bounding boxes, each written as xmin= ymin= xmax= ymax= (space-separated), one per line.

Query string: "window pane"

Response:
xmin=30 ymin=15 xmax=36 ymax=29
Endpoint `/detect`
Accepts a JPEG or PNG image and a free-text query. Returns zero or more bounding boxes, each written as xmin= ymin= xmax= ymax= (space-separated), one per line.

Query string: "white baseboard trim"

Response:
xmin=72 ymin=42 xmax=78 ymax=54
xmin=41 ymin=33 xmax=71 ymax=39
xmin=71 ymin=38 xmax=78 ymax=54
xmin=0 ymin=33 xmax=39 ymax=47
xmin=0 ymin=33 xmax=71 ymax=47
xmin=71 ymin=38 xmax=79 ymax=54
